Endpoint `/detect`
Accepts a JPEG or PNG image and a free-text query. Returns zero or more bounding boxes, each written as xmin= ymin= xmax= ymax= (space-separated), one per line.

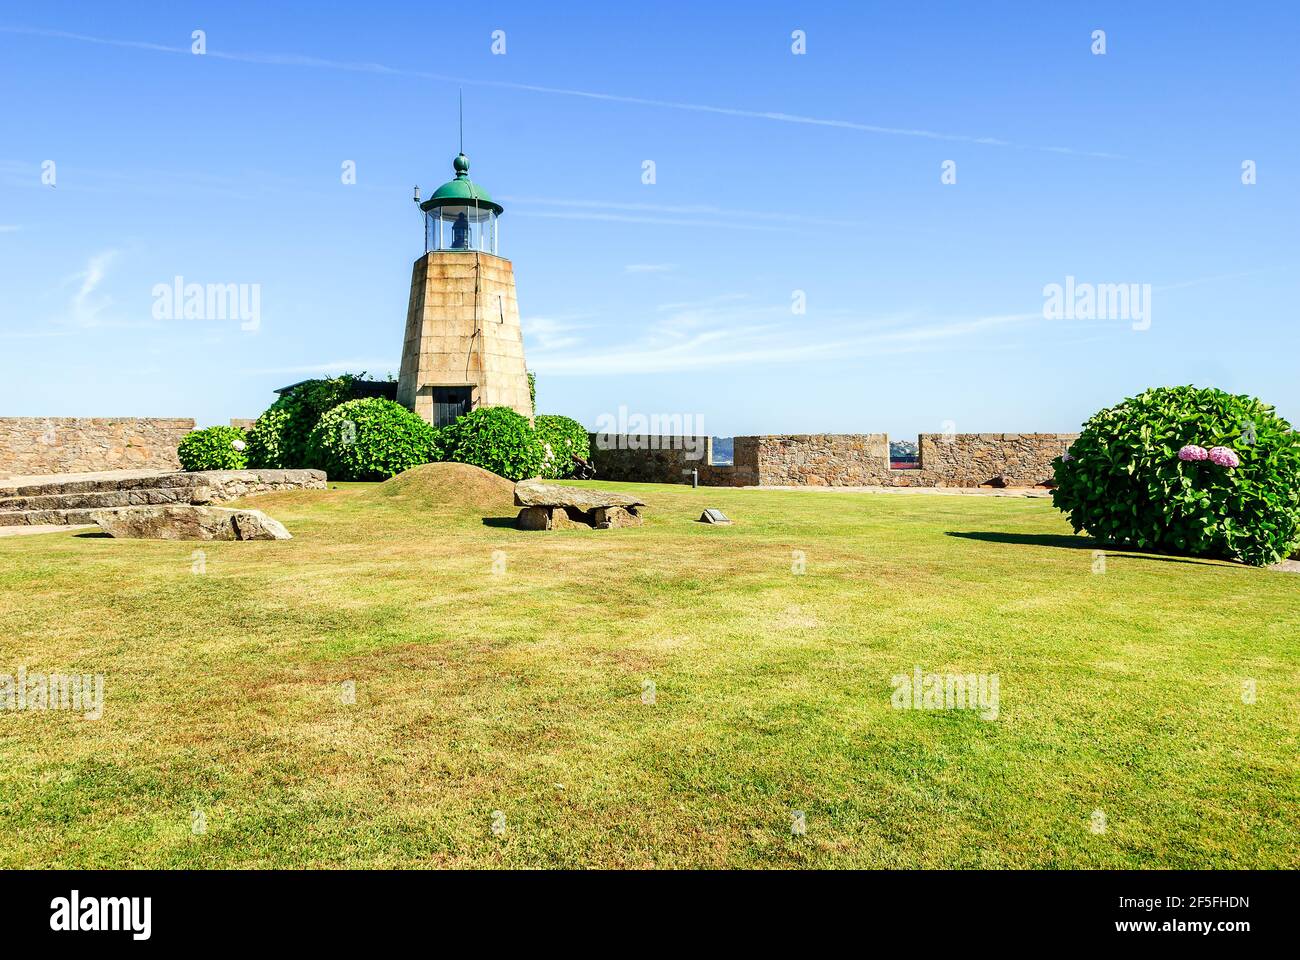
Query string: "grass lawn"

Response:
xmin=0 ymin=474 xmax=1296 ymax=868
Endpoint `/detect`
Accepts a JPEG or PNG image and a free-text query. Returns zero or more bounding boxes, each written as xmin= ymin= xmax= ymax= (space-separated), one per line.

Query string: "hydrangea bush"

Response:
xmin=535 ymin=414 xmax=592 ymax=479
xmin=305 ymin=398 xmax=440 ymax=481
xmin=246 ymin=374 xmax=362 ymax=469
xmin=437 ymin=406 xmax=545 ymax=481
xmin=177 ymin=426 xmax=250 ymax=471
xmin=1052 ymin=386 xmax=1300 ymax=566
xmin=244 ymin=405 xmax=291 ymax=469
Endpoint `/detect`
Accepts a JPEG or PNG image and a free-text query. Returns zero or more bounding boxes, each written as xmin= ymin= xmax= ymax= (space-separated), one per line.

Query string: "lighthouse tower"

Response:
xmin=397 ymin=152 xmax=532 ymax=426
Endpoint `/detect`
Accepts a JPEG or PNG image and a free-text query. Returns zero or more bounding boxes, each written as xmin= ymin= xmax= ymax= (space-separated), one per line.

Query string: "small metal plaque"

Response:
xmin=699 ymin=509 xmax=731 ymax=525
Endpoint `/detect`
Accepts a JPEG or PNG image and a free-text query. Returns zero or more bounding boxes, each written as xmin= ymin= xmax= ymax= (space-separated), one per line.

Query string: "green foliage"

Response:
xmin=177 ymin=426 xmax=249 ymax=471
xmin=436 ymin=406 xmax=544 ymax=481
xmin=245 ymin=405 xmax=290 ymax=469
xmin=306 ymin=398 xmax=441 ymax=482
xmin=527 ymin=371 xmax=536 ymax=414
xmin=246 ymin=374 xmax=361 ymax=469
xmin=1052 ymin=385 xmax=1300 ymax=566
xmin=535 ymin=414 xmax=591 ymax=479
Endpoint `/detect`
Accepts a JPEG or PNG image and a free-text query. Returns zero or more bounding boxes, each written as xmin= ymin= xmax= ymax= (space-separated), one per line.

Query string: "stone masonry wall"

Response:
xmin=588 ymin=435 xmax=759 ymax=486
xmin=753 ymin=433 xmax=1077 ymax=487
xmin=592 ymin=432 xmax=1077 ymax=488
xmin=915 ymin=433 xmax=1078 ymax=487
xmin=0 ymin=418 xmax=195 ymax=478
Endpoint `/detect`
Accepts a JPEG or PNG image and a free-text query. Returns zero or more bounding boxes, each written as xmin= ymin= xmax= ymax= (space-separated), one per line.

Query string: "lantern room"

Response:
xmin=417 ymin=153 xmax=503 ymax=255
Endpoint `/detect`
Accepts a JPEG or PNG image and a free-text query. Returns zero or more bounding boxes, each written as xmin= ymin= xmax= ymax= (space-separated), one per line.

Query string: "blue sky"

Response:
xmin=1 ymin=2 xmax=1296 ymax=438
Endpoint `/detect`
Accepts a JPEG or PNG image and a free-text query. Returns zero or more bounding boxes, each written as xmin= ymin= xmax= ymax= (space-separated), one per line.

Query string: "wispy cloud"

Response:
xmin=0 ymin=26 xmax=1123 ymax=159
xmin=68 ymin=250 xmax=119 ymax=328
xmin=502 ymin=196 xmax=864 ymax=229
xmin=521 ymin=314 xmax=593 ymax=352
xmin=512 ymin=209 xmax=786 ymax=232
xmin=0 ymin=248 xmax=155 ymax=336
xmin=527 ymin=294 xmax=1046 ymax=375
xmin=0 ymin=225 xmax=20 ymax=233
xmin=242 ymin=359 xmax=397 ymax=377
xmin=0 ymin=156 xmax=286 ymax=201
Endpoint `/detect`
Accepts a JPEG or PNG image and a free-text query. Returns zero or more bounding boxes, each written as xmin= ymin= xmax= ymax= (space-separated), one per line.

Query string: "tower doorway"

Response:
xmin=432 ymin=386 xmax=473 ymax=427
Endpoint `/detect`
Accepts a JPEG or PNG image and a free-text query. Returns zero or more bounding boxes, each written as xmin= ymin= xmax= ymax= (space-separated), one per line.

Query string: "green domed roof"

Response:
xmin=420 ymin=153 xmax=503 ymax=215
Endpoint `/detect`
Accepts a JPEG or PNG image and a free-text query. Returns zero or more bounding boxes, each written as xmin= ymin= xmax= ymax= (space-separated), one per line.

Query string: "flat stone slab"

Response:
xmin=513 ymin=481 xmax=645 ymax=530
xmin=90 ymin=506 xmax=292 ymax=541
xmin=0 ymin=469 xmax=325 ymax=499
xmin=0 ymin=469 xmax=169 ymax=490
xmin=514 ymin=480 xmax=645 ymax=511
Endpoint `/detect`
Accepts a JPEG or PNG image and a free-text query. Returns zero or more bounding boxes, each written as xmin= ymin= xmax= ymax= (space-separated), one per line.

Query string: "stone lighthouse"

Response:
xmin=397 ymin=152 xmax=532 ymax=427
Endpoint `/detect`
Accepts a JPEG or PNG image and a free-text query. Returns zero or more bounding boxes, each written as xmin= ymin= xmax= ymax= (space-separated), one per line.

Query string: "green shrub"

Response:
xmin=535 ymin=414 xmax=591 ymax=479
xmin=245 ymin=405 xmax=290 ymax=469
xmin=305 ymin=398 xmax=441 ymax=482
xmin=1052 ymin=386 xmax=1300 ymax=566
xmin=246 ymin=374 xmax=361 ymax=469
xmin=436 ymin=406 xmax=544 ymax=481
xmin=177 ymin=426 xmax=249 ymax=471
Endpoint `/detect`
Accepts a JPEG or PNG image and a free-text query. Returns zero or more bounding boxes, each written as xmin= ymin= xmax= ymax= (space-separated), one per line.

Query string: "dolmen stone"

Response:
xmin=89 ymin=505 xmax=292 ymax=541
xmin=513 ymin=480 xmax=645 ymax=530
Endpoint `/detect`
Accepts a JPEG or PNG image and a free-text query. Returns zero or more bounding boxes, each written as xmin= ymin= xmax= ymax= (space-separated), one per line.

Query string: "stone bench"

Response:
xmin=513 ymin=480 xmax=645 ymax=530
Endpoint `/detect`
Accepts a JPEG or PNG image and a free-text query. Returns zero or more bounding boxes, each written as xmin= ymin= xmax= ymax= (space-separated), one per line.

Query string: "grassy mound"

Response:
xmin=366 ymin=461 xmax=516 ymax=512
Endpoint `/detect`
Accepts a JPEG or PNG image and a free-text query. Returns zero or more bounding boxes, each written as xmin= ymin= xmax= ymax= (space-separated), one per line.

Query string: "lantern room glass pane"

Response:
xmin=423 ymin=207 xmax=498 ymax=254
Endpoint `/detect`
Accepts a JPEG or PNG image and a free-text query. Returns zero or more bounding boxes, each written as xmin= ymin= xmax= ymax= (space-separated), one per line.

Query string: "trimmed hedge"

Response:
xmin=305 ymin=398 xmax=441 ymax=482
xmin=437 ymin=406 xmax=544 ymax=481
xmin=177 ymin=426 xmax=249 ymax=471
xmin=535 ymin=414 xmax=591 ymax=479
xmin=1052 ymin=386 xmax=1300 ymax=566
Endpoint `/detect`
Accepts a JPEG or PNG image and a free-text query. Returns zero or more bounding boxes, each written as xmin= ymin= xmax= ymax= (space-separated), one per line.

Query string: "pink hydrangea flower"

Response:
xmin=1178 ymin=444 xmax=1208 ymax=462
xmin=1208 ymin=446 xmax=1240 ymax=468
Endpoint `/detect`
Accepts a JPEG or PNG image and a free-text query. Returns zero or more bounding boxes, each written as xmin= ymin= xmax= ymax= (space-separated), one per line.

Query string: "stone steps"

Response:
xmin=0 ymin=471 xmax=197 ymax=498
xmin=0 ymin=486 xmax=198 ymax=512
xmin=0 ymin=469 xmax=326 ymax=526
xmin=0 ymin=508 xmax=104 ymax=527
